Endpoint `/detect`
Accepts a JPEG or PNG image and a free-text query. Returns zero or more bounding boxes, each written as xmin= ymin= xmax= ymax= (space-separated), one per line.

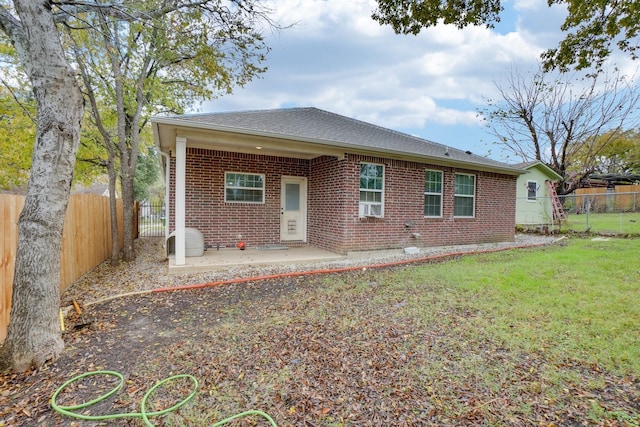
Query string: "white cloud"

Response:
xmin=513 ymin=0 xmax=546 ymax=11
xmin=202 ymin=0 xmax=621 ymax=155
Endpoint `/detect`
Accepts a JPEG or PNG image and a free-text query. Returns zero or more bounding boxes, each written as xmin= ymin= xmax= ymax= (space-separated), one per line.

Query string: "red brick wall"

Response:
xmin=328 ymin=154 xmax=517 ymax=254
xmin=307 ymin=156 xmax=351 ymax=253
xmin=169 ymin=148 xmax=309 ymax=248
xmin=169 ymin=148 xmax=517 ymax=254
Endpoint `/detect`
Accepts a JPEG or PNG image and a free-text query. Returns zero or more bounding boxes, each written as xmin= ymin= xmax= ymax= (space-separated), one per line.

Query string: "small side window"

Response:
xmin=527 ymin=181 xmax=538 ymax=201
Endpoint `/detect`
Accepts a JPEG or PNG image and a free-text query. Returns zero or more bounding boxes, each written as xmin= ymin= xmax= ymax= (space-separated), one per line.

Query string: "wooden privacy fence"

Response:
xmin=574 ymin=185 xmax=640 ymax=212
xmin=1 ymin=193 xmax=123 ymax=342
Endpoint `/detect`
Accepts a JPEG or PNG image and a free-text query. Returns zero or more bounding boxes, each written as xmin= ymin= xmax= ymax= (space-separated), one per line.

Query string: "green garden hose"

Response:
xmin=51 ymin=370 xmax=277 ymax=426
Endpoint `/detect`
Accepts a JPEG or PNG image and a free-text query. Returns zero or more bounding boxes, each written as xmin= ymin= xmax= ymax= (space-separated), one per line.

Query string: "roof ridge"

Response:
xmin=171 ymin=106 xmax=317 ymax=119
xmin=313 ymin=108 xmax=489 ymax=159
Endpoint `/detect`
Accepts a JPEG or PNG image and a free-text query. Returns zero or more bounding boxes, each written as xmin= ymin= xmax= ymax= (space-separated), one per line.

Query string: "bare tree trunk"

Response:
xmin=0 ymin=1 xmax=84 ymax=372
xmin=107 ymin=157 xmax=120 ymax=266
xmin=120 ymin=82 xmax=146 ymax=262
xmin=121 ymin=170 xmax=137 ymax=261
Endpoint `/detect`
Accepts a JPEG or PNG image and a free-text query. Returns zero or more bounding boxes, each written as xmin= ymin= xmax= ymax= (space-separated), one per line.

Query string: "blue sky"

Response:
xmin=200 ymin=0 xmax=630 ymax=162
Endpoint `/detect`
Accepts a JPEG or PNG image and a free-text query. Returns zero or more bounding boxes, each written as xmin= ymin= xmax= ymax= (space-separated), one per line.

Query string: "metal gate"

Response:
xmin=138 ymin=201 xmax=166 ymax=237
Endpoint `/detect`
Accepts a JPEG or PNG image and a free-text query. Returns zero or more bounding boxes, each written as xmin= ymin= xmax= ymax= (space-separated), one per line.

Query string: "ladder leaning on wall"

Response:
xmin=546 ymin=180 xmax=567 ymax=225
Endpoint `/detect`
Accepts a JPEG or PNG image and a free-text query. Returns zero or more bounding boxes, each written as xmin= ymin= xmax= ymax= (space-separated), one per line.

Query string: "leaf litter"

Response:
xmin=0 ymin=237 xmax=638 ymax=426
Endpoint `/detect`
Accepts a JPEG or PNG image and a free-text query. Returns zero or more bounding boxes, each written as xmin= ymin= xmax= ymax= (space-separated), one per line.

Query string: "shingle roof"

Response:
xmin=155 ymin=107 xmax=521 ymax=174
xmin=514 ymin=160 xmax=563 ymax=180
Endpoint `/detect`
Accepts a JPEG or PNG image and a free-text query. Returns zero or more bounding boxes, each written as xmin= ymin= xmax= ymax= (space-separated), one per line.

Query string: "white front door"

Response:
xmin=280 ymin=176 xmax=307 ymax=242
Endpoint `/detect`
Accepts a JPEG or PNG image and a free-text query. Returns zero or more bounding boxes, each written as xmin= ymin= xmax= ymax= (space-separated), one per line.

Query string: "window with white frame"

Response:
xmin=424 ymin=170 xmax=443 ymax=217
xmin=527 ymin=181 xmax=538 ymax=201
xmin=359 ymin=163 xmax=384 ymax=217
xmin=224 ymin=172 xmax=265 ymax=203
xmin=454 ymin=173 xmax=475 ymax=217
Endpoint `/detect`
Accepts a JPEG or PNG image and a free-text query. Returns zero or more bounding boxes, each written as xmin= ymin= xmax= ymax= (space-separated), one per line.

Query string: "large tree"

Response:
xmin=372 ymin=0 xmax=640 ymax=192
xmin=0 ymin=1 xmax=85 ymax=371
xmin=0 ymin=0 xmax=272 ymax=372
xmin=482 ymin=67 xmax=640 ymax=193
xmin=64 ymin=0 xmax=270 ymax=263
xmin=371 ymin=0 xmax=640 ymax=71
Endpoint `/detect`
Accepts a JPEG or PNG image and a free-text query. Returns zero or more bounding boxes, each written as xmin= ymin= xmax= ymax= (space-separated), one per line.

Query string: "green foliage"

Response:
xmin=372 ymin=0 xmax=640 ymax=71
xmin=567 ymin=129 xmax=640 ymax=181
xmin=593 ymin=129 xmax=640 ymax=174
xmin=371 ymin=0 xmax=503 ymax=33
xmin=64 ymin=0 xmax=268 ymax=120
xmin=544 ymin=0 xmax=640 ymax=71
xmin=0 ymin=85 xmax=35 ymax=190
xmin=0 ymin=83 xmax=112 ymax=190
xmin=74 ymin=112 xmax=111 ymax=187
xmin=134 ymin=145 xmax=161 ymax=202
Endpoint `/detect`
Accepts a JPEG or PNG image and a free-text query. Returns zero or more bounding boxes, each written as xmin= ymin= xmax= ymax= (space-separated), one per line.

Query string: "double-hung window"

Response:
xmin=424 ymin=170 xmax=443 ymax=217
xmin=359 ymin=163 xmax=384 ymax=217
xmin=225 ymin=172 xmax=265 ymax=203
xmin=454 ymin=173 xmax=475 ymax=217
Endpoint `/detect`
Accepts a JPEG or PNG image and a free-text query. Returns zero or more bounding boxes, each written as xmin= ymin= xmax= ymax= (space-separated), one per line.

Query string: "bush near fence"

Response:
xmin=1 ymin=193 xmax=123 ymax=342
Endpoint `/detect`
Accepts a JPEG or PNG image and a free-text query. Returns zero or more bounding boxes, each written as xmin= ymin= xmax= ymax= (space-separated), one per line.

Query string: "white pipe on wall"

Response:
xmin=158 ymin=150 xmax=171 ymax=242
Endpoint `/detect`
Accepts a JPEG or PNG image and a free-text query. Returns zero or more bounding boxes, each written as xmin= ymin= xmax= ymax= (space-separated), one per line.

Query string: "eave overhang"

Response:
xmin=152 ymin=117 xmax=524 ymax=176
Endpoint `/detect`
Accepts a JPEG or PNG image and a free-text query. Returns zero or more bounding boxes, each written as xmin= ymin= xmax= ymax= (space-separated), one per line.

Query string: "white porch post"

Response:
xmin=175 ymin=137 xmax=187 ymax=265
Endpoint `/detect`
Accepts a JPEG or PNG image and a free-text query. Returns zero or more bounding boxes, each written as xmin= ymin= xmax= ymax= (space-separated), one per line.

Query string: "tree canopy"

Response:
xmin=0 ymin=0 xmax=273 ymax=372
xmin=372 ymin=0 xmax=640 ymax=71
xmin=63 ymin=0 xmax=271 ymax=262
xmin=573 ymin=129 xmax=640 ymax=176
xmin=0 ymin=80 xmax=114 ymax=191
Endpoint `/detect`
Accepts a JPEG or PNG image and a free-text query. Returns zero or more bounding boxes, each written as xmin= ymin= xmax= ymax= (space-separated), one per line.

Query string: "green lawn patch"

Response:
xmin=7 ymin=236 xmax=639 ymax=426
xmin=564 ymin=211 xmax=640 ymax=234
xmin=149 ymin=236 xmax=640 ymax=425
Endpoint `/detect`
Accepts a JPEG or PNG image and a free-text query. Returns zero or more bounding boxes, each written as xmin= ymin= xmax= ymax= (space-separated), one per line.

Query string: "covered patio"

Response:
xmin=167 ymin=244 xmax=347 ymax=275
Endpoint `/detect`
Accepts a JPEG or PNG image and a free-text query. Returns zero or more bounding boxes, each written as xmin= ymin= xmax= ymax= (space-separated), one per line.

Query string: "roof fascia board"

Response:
xmin=525 ymin=161 xmax=563 ymax=180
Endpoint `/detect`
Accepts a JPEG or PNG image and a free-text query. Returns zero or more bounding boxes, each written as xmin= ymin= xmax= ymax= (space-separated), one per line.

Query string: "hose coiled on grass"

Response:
xmin=51 ymin=370 xmax=277 ymax=426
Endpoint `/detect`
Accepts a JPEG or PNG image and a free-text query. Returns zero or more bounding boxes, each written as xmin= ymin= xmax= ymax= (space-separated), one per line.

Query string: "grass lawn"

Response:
xmin=3 ymin=236 xmax=639 ymax=426
xmin=150 ymin=236 xmax=639 ymax=426
xmin=564 ymin=211 xmax=640 ymax=234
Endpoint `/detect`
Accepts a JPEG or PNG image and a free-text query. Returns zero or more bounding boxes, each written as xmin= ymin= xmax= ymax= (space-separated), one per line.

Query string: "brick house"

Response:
xmin=152 ymin=108 xmax=523 ymax=265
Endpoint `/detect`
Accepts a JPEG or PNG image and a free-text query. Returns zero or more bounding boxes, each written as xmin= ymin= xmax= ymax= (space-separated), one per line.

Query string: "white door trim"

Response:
xmin=280 ymin=176 xmax=307 ymax=242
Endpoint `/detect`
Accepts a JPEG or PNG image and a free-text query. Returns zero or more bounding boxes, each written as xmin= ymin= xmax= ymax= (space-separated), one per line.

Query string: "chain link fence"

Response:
xmin=517 ymin=190 xmax=640 ymax=234
xmin=561 ymin=191 xmax=640 ymax=234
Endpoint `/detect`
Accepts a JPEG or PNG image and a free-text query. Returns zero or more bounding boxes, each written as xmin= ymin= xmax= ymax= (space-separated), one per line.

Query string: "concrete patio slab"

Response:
xmin=167 ymin=244 xmax=345 ymax=275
